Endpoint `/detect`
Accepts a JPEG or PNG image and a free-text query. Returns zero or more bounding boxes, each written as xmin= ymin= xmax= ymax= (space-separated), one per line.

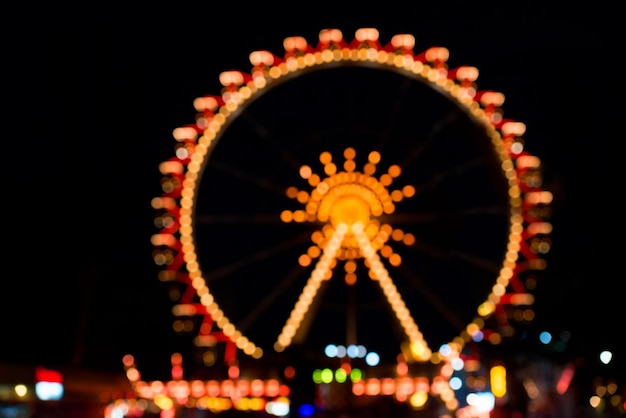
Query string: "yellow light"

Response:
xmin=154 ymin=394 xmax=174 ymax=410
xmin=490 ymin=365 xmax=507 ymax=397
xmin=14 ymin=384 xmax=27 ymax=397
xmin=329 ymin=195 xmax=370 ymax=228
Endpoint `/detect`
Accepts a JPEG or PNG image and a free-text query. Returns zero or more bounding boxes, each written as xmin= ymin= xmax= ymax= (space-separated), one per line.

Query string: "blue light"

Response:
xmin=471 ymin=330 xmax=484 ymax=342
xmin=439 ymin=344 xmax=452 ymax=356
xmin=324 ymin=344 xmax=338 ymax=358
xmin=336 ymin=345 xmax=346 ymax=358
xmin=347 ymin=344 xmax=359 ymax=358
xmin=298 ymin=403 xmax=315 ymax=417
xmin=357 ymin=345 xmax=366 ymax=357
xmin=365 ymin=352 xmax=380 ymax=366
xmin=539 ymin=331 xmax=552 ymax=344
xmin=449 ymin=376 xmax=463 ymax=390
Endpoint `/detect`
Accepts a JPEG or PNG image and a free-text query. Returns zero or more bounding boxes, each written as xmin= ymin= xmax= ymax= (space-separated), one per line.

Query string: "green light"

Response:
xmin=350 ymin=368 xmax=362 ymax=382
xmin=312 ymin=369 xmax=323 ymax=384
xmin=321 ymin=368 xmax=333 ymax=384
xmin=335 ymin=368 xmax=347 ymax=383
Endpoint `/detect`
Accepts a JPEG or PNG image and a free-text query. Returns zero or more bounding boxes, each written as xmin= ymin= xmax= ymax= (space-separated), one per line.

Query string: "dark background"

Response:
xmin=4 ymin=2 xmax=623 ymax=389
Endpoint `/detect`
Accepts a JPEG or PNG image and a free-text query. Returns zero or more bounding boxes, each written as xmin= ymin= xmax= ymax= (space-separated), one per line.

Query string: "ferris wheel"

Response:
xmin=150 ymin=27 xmax=552 ymax=414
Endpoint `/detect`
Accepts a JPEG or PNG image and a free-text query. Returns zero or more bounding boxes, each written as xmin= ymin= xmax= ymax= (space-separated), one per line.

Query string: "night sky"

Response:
xmin=4 ymin=3 xmax=623 ymax=390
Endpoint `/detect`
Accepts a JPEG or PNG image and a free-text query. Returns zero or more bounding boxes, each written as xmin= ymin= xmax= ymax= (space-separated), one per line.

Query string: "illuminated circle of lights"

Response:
xmin=152 ymin=27 xmax=552 ymax=413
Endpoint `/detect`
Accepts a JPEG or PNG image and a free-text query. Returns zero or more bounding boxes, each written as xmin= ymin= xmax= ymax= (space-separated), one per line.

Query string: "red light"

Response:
xmin=556 ymin=363 xmax=575 ymax=395
xmin=171 ymin=365 xmax=183 ymax=380
xmin=35 ymin=367 xmax=63 ymax=383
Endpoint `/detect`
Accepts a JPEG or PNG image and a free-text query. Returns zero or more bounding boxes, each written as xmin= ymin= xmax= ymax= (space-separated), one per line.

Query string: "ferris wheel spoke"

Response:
xmin=436 ymin=156 xmax=491 ymax=181
xmin=385 ymin=206 xmax=507 ymax=224
xmin=374 ymin=77 xmax=415 ymax=153
xmin=447 ymin=248 xmax=502 ymax=274
xmin=203 ymin=228 xmax=312 ymax=284
xmin=237 ymin=264 xmax=306 ymax=333
xmin=396 ymin=264 xmax=468 ymax=332
xmin=237 ymin=111 xmax=309 ymax=173
xmin=406 ymin=156 xmax=492 ymax=197
xmin=195 ymin=213 xmax=288 ymax=224
xmin=401 ymin=236 xmax=450 ymax=261
xmin=403 ymin=236 xmax=502 ymax=273
xmin=395 ymin=108 xmax=462 ymax=169
xmin=209 ymin=159 xmax=289 ymax=197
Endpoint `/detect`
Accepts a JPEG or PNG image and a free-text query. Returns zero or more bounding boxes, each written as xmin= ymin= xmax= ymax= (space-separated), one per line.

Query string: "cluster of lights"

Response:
xmin=324 ymin=343 xmax=380 ymax=366
xmin=34 ymin=367 xmax=63 ymax=401
xmin=275 ymin=151 xmax=431 ymax=357
xmin=313 ymin=367 xmax=363 ymax=385
xmin=151 ymin=27 xmax=552 ymax=414
xmin=2 ymin=368 xmax=65 ymax=403
xmin=118 ymin=354 xmax=290 ymax=416
xmin=589 ymin=378 xmax=625 ymax=413
xmin=316 ymin=341 xmax=509 ymax=414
